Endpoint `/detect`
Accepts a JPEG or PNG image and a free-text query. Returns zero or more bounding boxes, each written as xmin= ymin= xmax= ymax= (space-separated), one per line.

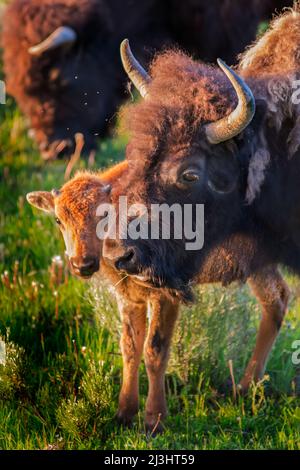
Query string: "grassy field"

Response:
xmin=1 ymin=72 xmax=300 ymax=451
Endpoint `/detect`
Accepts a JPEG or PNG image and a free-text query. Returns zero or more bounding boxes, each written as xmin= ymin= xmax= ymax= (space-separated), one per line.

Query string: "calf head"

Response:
xmin=103 ymin=41 xmax=261 ymax=300
xmin=26 ymin=173 xmax=112 ymax=277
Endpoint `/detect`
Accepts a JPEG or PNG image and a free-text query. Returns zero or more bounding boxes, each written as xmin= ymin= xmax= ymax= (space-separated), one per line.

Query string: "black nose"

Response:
xmin=114 ymin=248 xmax=139 ymax=274
xmin=71 ymin=257 xmax=99 ymax=277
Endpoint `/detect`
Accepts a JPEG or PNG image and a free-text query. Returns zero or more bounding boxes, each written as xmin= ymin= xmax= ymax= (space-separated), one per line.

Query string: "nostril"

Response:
xmin=124 ymin=250 xmax=135 ymax=263
xmin=70 ymin=257 xmax=99 ymax=275
xmin=115 ymin=249 xmax=136 ymax=272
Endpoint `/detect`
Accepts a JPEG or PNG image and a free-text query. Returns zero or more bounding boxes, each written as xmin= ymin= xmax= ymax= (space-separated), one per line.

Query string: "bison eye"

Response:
xmin=55 ymin=217 xmax=61 ymax=225
xmin=181 ymin=171 xmax=200 ymax=183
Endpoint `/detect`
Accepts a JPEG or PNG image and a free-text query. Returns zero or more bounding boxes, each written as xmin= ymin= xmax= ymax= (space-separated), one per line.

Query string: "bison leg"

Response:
xmin=116 ymin=297 xmax=147 ymax=427
xmin=144 ymin=295 xmax=179 ymax=434
xmin=239 ymin=265 xmax=289 ymax=392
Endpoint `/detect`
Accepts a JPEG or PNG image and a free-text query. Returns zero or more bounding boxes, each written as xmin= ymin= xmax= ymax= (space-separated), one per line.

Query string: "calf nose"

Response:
xmin=70 ymin=256 xmax=99 ymax=277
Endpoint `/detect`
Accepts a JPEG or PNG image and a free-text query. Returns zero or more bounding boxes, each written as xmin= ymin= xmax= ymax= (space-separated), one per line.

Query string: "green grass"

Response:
xmin=1 ymin=81 xmax=300 ymax=452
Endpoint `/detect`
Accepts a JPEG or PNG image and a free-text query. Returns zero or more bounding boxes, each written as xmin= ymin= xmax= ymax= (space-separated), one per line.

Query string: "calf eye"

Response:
xmin=55 ymin=218 xmax=61 ymax=225
xmin=181 ymin=171 xmax=200 ymax=183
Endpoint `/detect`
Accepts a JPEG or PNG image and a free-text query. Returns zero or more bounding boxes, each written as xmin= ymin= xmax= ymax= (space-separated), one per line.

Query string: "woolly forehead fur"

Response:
xmin=121 ymin=50 xmax=238 ymax=164
xmin=56 ymin=173 xmax=105 ymax=224
xmin=55 ymin=162 xmax=127 ymax=223
xmin=120 ymin=4 xmax=300 ymax=203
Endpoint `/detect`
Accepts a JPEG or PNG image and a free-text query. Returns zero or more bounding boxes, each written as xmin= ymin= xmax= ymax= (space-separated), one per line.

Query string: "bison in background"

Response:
xmin=2 ymin=0 xmax=170 ymax=160
xmin=2 ymin=0 xmax=292 ymax=160
xmin=167 ymin=1 xmax=293 ymax=64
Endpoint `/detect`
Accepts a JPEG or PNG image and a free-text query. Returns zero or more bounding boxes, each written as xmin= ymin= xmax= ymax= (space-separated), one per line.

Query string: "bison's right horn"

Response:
xmin=120 ymin=39 xmax=151 ymax=98
xmin=205 ymin=59 xmax=255 ymax=145
xmin=28 ymin=26 xmax=77 ymax=56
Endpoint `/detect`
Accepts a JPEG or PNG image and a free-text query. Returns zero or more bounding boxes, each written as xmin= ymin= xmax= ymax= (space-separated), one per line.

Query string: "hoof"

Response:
xmin=145 ymin=413 xmax=165 ymax=437
xmin=218 ymin=377 xmax=234 ymax=396
xmin=218 ymin=378 xmax=247 ymax=398
xmin=115 ymin=409 xmax=136 ymax=428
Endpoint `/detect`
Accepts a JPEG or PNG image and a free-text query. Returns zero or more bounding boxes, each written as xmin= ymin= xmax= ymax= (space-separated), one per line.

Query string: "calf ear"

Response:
xmin=26 ymin=191 xmax=54 ymax=213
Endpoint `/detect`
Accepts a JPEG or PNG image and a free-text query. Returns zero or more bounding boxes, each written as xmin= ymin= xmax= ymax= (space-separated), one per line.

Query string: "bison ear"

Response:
xmin=26 ymin=191 xmax=55 ymax=213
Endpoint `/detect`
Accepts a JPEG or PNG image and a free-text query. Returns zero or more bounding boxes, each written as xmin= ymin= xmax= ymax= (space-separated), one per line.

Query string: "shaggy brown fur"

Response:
xmin=28 ymin=161 xmax=289 ymax=432
xmin=119 ymin=3 xmax=300 ymax=201
xmin=240 ymin=6 xmax=300 ymax=76
xmin=120 ymin=52 xmax=237 ymax=168
xmin=239 ymin=5 xmax=300 ymax=160
xmin=2 ymin=0 xmax=292 ymax=159
xmin=27 ymin=2 xmax=296 ymax=433
xmin=2 ymin=0 xmax=106 ymax=149
xmin=100 ymin=6 xmax=300 ymax=427
xmin=2 ymin=0 xmax=169 ymax=158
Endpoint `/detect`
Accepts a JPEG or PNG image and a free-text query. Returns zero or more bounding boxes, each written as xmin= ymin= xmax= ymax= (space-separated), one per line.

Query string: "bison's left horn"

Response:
xmin=205 ymin=59 xmax=255 ymax=145
xmin=120 ymin=39 xmax=151 ymax=98
xmin=28 ymin=26 xmax=77 ymax=56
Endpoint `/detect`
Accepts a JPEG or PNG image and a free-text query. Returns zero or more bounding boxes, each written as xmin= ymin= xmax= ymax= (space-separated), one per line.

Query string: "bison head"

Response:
xmin=103 ymin=41 xmax=259 ymax=300
xmin=2 ymin=0 xmax=125 ymax=160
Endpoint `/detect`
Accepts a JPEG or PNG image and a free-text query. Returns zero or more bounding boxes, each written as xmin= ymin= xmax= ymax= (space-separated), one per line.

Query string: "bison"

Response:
xmin=100 ymin=7 xmax=300 ymax=402
xmin=27 ymin=162 xmax=289 ymax=432
xmin=165 ymin=0 xmax=293 ymax=64
xmin=2 ymin=0 xmax=292 ymax=160
xmin=2 ymin=0 xmax=170 ymax=160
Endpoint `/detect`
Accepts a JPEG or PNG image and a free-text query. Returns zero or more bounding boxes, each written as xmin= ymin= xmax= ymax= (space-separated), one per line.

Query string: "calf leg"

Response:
xmin=116 ymin=297 xmax=147 ymax=426
xmin=144 ymin=295 xmax=179 ymax=433
xmin=239 ymin=265 xmax=289 ymax=392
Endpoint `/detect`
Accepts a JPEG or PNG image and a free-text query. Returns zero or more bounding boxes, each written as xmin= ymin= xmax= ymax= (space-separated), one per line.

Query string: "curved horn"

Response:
xmin=28 ymin=26 xmax=77 ymax=56
xmin=205 ymin=59 xmax=255 ymax=145
xmin=120 ymin=39 xmax=151 ymax=98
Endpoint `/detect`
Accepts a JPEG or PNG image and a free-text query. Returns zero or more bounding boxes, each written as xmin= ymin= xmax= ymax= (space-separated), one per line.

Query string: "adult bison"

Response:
xmin=101 ymin=8 xmax=300 ymax=393
xmin=2 ymin=0 xmax=169 ymax=160
xmin=165 ymin=0 xmax=293 ymax=64
xmin=2 ymin=0 xmax=292 ymax=160
xmin=27 ymin=162 xmax=288 ymax=433
xmin=26 ymin=4 xmax=298 ymax=433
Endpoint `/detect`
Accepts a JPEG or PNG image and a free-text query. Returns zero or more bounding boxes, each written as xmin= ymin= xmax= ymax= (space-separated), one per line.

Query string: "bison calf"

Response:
xmin=27 ymin=161 xmax=179 ymax=433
